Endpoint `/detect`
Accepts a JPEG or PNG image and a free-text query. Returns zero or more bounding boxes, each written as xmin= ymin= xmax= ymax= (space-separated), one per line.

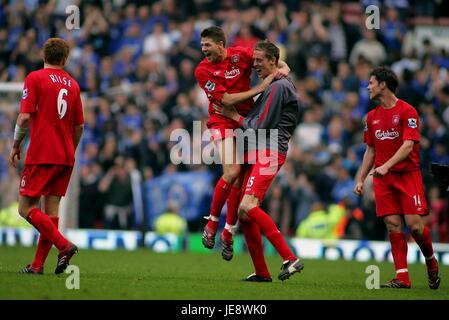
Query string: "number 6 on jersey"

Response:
xmin=57 ymin=88 xmax=68 ymax=119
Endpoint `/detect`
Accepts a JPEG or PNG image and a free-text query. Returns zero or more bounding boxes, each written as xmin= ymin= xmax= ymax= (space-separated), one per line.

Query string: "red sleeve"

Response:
xmin=402 ymin=106 xmax=420 ymax=142
xmin=74 ymin=88 xmax=84 ymax=126
xmin=363 ymin=112 xmax=374 ymax=147
xmin=194 ymin=65 xmax=227 ymax=104
xmin=20 ymin=73 xmax=38 ymax=113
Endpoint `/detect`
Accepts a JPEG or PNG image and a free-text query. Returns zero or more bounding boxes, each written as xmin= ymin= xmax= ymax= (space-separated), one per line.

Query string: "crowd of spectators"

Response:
xmin=0 ymin=0 xmax=448 ymax=242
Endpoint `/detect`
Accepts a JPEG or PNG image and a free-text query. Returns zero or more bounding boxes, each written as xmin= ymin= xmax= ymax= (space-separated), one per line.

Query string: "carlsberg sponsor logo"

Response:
xmin=375 ymin=129 xmax=399 ymax=140
xmin=225 ymin=68 xmax=240 ymax=79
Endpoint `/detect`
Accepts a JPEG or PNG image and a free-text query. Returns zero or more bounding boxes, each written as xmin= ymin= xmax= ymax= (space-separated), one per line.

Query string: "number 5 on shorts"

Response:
xmin=247 ymin=176 xmax=255 ymax=188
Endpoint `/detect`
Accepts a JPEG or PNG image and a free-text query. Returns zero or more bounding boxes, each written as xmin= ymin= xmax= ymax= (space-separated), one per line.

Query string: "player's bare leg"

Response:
xmin=239 ymin=195 xmax=303 ymax=281
xmin=405 ymin=214 xmax=440 ymax=289
xmin=202 ymin=136 xmax=241 ymax=250
xmin=381 ymin=215 xmax=411 ymax=288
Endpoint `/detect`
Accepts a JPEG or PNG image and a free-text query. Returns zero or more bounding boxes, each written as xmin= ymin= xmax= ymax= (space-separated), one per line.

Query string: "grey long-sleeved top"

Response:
xmin=236 ymin=77 xmax=300 ymax=154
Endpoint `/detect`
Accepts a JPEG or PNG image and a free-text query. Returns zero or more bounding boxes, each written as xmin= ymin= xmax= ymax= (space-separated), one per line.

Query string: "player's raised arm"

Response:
xmin=220 ymin=73 xmax=275 ymax=107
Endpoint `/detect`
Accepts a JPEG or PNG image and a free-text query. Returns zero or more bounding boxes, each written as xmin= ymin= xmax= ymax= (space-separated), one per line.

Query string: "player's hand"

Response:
xmin=371 ymin=165 xmax=389 ymax=178
xmin=213 ymin=103 xmax=239 ymax=121
xmin=273 ymin=68 xmax=288 ymax=80
xmin=8 ymin=147 xmax=21 ymax=168
xmin=353 ymin=181 xmax=364 ymax=196
xmin=260 ymin=73 xmax=275 ymax=90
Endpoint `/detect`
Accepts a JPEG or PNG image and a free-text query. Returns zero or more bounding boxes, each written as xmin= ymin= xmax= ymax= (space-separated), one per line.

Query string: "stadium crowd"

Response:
xmin=0 ymin=0 xmax=448 ymax=242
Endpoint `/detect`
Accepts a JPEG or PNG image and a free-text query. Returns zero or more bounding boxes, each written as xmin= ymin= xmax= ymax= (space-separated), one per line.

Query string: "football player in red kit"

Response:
xmin=354 ymin=66 xmax=440 ymax=289
xmin=9 ymin=38 xmax=84 ymax=275
xmin=195 ymin=26 xmax=290 ymax=261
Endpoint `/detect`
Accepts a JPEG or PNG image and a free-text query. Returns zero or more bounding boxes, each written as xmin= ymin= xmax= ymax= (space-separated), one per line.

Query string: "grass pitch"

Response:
xmin=0 ymin=246 xmax=447 ymax=300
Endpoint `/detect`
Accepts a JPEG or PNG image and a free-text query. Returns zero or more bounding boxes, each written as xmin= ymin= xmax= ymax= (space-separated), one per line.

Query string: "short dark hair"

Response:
xmin=254 ymin=40 xmax=279 ymax=64
xmin=370 ymin=66 xmax=399 ymax=93
xmin=43 ymin=38 xmax=70 ymax=65
xmin=200 ymin=26 xmax=226 ymax=46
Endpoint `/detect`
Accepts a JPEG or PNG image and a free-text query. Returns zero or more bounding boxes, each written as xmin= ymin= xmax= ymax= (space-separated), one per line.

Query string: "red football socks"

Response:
xmin=247 ymin=207 xmax=296 ymax=262
xmin=31 ymin=216 xmax=59 ymax=269
xmin=26 ymin=208 xmax=70 ymax=251
xmin=222 ymin=185 xmax=241 ymax=241
xmin=389 ymin=232 xmax=410 ymax=284
xmin=240 ymin=218 xmax=270 ymax=278
xmin=412 ymin=226 xmax=438 ymax=271
xmin=207 ymin=177 xmax=232 ymax=232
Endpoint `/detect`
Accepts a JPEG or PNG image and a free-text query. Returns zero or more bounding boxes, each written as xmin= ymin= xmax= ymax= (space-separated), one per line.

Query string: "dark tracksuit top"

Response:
xmin=236 ymin=77 xmax=300 ymax=155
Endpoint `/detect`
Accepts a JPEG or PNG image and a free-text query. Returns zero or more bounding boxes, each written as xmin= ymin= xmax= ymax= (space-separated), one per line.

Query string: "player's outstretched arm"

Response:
xmin=220 ymin=73 xmax=275 ymax=107
xmin=216 ymin=78 xmax=285 ymax=130
xmin=8 ymin=113 xmax=31 ymax=168
xmin=354 ymin=145 xmax=375 ymax=195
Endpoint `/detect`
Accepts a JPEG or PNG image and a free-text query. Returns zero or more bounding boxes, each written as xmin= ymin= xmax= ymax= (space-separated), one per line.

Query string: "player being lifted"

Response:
xmin=9 ymin=38 xmax=83 ymax=275
xmin=354 ymin=66 xmax=440 ymax=289
xmin=194 ymin=26 xmax=290 ymax=260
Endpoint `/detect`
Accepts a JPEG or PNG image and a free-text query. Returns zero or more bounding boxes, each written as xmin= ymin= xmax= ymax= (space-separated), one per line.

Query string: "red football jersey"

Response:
xmin=194 ymin=46 xmax=255 ymax=129
xmin=364 ymin=99 xmax=420 ymax=172
xmin=20 ymin=68 xmax=84 ymax=166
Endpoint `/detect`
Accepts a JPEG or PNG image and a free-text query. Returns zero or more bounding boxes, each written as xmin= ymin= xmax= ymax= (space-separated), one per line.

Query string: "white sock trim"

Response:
xmin=396 ymin=268 xmax=408 ymax=274
xmin=224 ymin=223 xmax=237 ymax=235
xmin=203 ymin=215 xmax=219 ymax=222
xmin=425 ymin=254 xmax=435 ymax=261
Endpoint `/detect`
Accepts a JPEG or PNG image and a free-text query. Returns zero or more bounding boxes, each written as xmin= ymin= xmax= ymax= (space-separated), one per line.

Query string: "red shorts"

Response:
xmin=373 ymin=170 xmax=429 ymax=217
xmin=19 ymin=164 xmax=73 ymax=198
xmin=242 ymin=151 xmax=286 ymax=202
xmin=208 ymin=118 xmax=240 ymax=141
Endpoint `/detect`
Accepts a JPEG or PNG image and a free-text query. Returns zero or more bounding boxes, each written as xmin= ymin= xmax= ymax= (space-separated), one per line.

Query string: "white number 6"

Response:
xmin=57 ymin=88 xmax=68 ymax=119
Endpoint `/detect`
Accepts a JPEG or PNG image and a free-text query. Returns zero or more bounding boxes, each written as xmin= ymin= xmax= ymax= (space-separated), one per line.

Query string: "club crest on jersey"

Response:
xmin=392 ymin=115 xmax=400 ymax=126
xmin=231 ymin=54 xmax=240 ymax=64
xmin=22 ymin=88 xmax=28 ymax=99
xmin=408 ymin=118 xmax=417 ymax=128
xmin=205 ymin=80 xmax=215 ymax=92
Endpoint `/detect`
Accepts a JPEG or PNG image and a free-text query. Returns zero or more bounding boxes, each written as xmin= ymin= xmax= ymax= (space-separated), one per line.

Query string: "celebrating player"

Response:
xmin=9 ymin=38 xmax=84 ymax=275
xmin=354 ymin=66 xmax=440 ymax=289
xmin=214 ymin=40 xmax=303 ymax=281
xmin=194 ymin=26 xmax=290 ymax=260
